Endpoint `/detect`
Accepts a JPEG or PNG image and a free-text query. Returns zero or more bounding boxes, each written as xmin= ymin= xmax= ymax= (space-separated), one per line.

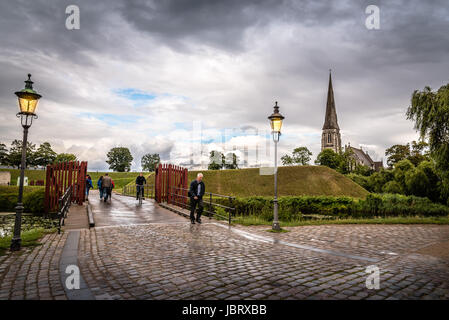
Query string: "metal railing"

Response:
xmin=122 ymin=184 xmax=154 ymax=200
xmin=58 ymin=185 xmax=72 ymax=234
xmin=168 ymin=186 xmax=236 ymax=224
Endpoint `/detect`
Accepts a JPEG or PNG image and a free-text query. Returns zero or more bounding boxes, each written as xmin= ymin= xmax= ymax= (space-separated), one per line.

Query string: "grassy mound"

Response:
xmin=189 ymin=166 xmax=369 ymax=198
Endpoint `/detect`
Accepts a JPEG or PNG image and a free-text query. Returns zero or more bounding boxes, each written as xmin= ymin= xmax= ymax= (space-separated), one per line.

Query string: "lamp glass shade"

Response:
xmin=16 ymin=91 xmax=41 ymax=115
xmin=270 ymin=118 xmax=283 ymax=133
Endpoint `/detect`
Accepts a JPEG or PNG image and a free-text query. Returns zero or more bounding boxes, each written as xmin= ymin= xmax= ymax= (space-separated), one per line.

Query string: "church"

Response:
xmin=321 ymin=71 xmax=383 ymax=172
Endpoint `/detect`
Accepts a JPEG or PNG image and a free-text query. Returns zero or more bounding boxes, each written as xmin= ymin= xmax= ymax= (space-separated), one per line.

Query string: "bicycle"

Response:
xmin=136 ymin=185 xmax=144 ymax=205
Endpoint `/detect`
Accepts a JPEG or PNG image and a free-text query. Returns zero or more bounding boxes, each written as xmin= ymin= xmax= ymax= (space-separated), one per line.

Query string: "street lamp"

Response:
xmin=10 ymin=74 xmax=42 ymax=251
xmin=268 ymin=101 xmax=284 ymax=231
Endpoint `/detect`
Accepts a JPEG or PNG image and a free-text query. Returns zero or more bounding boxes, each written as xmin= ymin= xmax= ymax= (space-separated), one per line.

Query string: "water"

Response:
xmin=0 ymin=215 xmax=58 ymax=238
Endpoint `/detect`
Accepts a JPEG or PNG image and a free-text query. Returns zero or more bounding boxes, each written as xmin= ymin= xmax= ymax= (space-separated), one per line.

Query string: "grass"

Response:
xmin=3 ymin=166 xmax=368 ymax=198
xmin=0 ymin=227 xmax=56 ymax=256
xmin=0 ymin=169 xmax=151 ymax=192
xmin=0 ymin=168 xmax=46 ymax=184
xmin=233 ymin=215 xmax=449 ymax=227
xmin=189 ymin=166 xmax=369 ymax=198
xmin=0 ymin=185 xmax=44 ymax=194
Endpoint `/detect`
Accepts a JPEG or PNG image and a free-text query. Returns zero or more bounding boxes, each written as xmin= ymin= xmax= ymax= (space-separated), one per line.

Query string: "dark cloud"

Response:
xmin=1 ymin=0 xmax=448 ymax=169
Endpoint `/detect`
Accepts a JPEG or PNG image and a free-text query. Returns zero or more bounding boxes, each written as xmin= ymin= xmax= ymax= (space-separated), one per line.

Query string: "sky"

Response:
xmin=0 ymin=0 xmax=448 ymax=171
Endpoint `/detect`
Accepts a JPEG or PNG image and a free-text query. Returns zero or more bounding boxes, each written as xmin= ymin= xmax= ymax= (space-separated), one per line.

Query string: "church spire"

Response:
xmin=322 ymin=70 xmax=339 ymax=130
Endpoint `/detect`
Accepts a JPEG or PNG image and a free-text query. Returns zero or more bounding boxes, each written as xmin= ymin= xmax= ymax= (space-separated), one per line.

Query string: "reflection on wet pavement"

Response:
xmin=88 ymin=190 xmax=186 ymax=227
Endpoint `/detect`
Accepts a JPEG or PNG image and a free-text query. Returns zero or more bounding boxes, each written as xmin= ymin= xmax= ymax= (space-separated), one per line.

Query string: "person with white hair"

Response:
xmin=188 ymin=173 xmax=205 ymax=224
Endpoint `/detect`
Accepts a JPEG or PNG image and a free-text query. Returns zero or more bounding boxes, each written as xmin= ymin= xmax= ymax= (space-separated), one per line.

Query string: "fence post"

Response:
xmin=44 ymin=164 xmax=51 ymax=214
xmin=228 ymin=196 xmax=233 ymax=225
xmin=209 ymin=193 xmax=212 ymax=219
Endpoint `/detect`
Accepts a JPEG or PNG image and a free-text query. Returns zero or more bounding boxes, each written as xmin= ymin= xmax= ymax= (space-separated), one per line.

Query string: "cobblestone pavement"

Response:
xmin=0 ymin=232 xmax=68 ymax=300
xmin=88 ymin=190 xmax=186 ymax=227
xmin=1 ymin=196 xmax=449 ymax=300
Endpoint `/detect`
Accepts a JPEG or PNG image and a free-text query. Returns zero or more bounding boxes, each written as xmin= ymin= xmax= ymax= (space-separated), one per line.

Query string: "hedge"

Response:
xmin=215 ymin=194 xmax=449 ymax=221
xmin=0 ymin=188 xmax=45 ymax=215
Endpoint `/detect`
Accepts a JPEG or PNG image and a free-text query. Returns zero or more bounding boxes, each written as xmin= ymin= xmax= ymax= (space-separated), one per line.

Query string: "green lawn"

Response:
xmin=3 ymin=166 xmax=368 ymax=198
xmin=0 ymin=169 xmax=46 ymax=185
xmin=0 ymin=169 xmax=151 ymax=193
xmin=0 ymin=227 xmax=56 ymax=256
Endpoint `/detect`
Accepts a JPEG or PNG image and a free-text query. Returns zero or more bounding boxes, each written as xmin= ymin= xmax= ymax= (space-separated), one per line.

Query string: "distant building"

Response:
xmin=0 ymin=171 xmax=11 ymax=186
xmin=321 ymin=71 xmax=342 ymax=154
xmin=345 ymin=144 xmax=383 ymax=172
xmin=321 ymin=71 xmax=383 ymax=172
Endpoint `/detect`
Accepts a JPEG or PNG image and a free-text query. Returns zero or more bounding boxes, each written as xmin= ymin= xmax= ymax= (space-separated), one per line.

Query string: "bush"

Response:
xmin=382 ymin=181 xmax=402 ymax=194
xmin=0 ymin=187 xmax=45 ymax=215
xmin=0 ymin=193 xmax=18 ymax=212
xmin=226 ymin=194 xmax=449 ymax=221
xmin=23 ymin=188 xmax=46 ymax=215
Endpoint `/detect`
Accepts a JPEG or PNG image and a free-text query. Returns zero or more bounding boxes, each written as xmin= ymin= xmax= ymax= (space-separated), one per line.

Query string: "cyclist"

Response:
xmin=136 ymin=173 xmax=146 ymax=200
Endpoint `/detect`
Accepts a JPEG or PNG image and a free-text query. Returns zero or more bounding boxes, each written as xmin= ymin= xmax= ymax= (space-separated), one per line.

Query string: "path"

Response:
xmin=87 ymin=190 xmax=185 ymax=227
xmin=1 ymin=192 xmax=449 ymax=300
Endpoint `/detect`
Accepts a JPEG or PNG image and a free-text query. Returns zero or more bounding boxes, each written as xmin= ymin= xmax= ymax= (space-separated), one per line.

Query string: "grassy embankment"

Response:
xmin=0 ymin=169 xmax=149 ymax=194
xmin=189 ymin=166 xmax=369 ymax=198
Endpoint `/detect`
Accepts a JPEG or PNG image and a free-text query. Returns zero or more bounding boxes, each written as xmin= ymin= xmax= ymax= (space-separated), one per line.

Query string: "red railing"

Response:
xmin=44 ymin=161 xmax=88 ymax=213
xmin=154 ymin=163 xmax=188 ymax=205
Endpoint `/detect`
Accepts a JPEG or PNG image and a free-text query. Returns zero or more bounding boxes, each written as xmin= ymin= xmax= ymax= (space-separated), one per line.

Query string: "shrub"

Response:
xmin=23 ymin=188 xmax=46 ymax=215
xmin=225 ymin=194 xmax=449 ymax=221
xmin=382 ymin=181 xmax=402 ymax=194
xmin=0 ymin=187 xmax=45 ymax=215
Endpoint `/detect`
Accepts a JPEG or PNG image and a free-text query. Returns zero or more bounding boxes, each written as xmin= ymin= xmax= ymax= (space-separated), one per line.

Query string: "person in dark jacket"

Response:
xmin=189 ymin=173 xmax=205 ymax=224
xmin=135 ymin=173 xmax=147 ymax=200
xmin=97 ymin=176 xmax=103 ymax=199
xmin=85 ymin=175 xmax=93 ymax=199
xmin=102 ymin=173 xmax=113 ymax=202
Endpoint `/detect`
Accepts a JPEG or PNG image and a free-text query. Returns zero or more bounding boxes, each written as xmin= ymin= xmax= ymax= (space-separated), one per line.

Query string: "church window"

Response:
xmin=327 ymin=133 xmax=331 ymax=143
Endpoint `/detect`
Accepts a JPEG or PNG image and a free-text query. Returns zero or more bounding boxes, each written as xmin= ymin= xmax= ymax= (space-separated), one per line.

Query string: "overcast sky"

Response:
xmin=1 ymin=0 xmax=448 ymax=171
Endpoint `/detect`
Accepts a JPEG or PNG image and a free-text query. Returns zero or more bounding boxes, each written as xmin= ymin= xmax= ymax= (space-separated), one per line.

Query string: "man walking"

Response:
xmin=136 ymin=173 xmax=146 ymax=200
xmin=102 ymin=173 xmax=112 ymax=202
xmin=189 ymin=173 xmax=205 ymax=224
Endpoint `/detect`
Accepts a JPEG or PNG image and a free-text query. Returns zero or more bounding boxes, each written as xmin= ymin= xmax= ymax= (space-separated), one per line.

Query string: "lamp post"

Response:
xmin=10 ymin=74 xmax=42 ymax=251
xmin=268 ymin=101 xmax=284 ymax=231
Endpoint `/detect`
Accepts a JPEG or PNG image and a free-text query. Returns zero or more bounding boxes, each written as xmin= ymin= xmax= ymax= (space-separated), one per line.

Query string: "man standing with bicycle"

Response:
xmin=189 ymin=173 xmax=205 ymax=224
xmin=136 ymin=173 xmax=146 ymax=200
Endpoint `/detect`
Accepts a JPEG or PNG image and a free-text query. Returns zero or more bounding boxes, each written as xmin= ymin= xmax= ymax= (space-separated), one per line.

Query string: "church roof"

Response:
xmin=348 ymin=146 xmax=374 ymax=167
xmin=322 ymin=71 xmax=340 ymax=130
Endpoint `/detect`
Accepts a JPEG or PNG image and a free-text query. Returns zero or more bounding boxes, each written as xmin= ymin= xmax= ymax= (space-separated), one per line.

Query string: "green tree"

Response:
xmin=208 ymin=150 xmax=224 ymax=170
xmin=315 ymin=149 xmax=341 ymax=170
xmin=353 ymin=164 xmax=373 ymax=176
xmin=367 ymin=169 xmax=394 ymax=193
xmin=141 ymin=153 xmax=160 ymax=172
xmin=408 ymin=140 xmax=430 ymax=166
xmin=382 ymin=180 xmax=402 ymax=194
xmin=224 ymin=152 xmax=239 ymax=169
xmin=405 ymin=167 xmax=429 ymax=197
xmin=407 ymin=84 xmax=449 ymax=203
xmin=282 ymin=147 xmax=312 ymax=166
xmin=385 ymin=144 xmax=410 ymax=168
xmin=417 ymin=160 xmax=442 ymax=202
xmin=8 ymin=140 xmax=36 ymax=169
xmin=338 ymin=148 xmax=356 ymax=174
xmin=106 ymin=147 xmax=133 ymax=172
xmin=34 ymin=142 xmax=57 ymax=167
xmin=393 ymin=159 xmax=414 ymax=194
xmin=54 ymin=153 xmax=77 ymax=163
xmin=281 ymin=154 xmax=293 ymax=166
xmin=0 ymin=143 xmax=8 ymax=166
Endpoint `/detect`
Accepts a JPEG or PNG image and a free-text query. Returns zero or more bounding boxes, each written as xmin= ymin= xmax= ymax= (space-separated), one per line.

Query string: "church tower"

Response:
xmin=321 ymin=71 xmax=342 ymax=153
